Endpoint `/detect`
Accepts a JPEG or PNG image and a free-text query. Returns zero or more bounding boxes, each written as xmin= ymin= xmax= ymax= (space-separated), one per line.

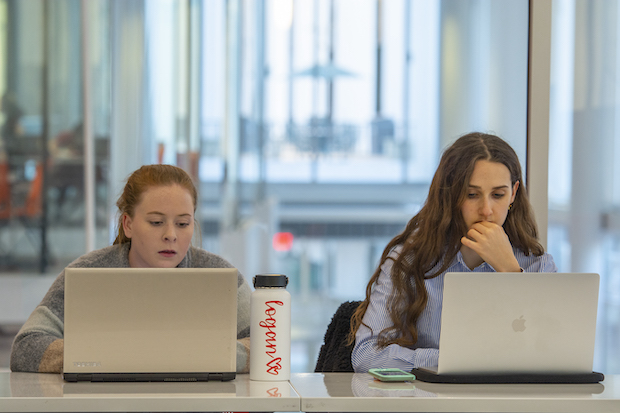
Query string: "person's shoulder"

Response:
xmin=187 ymin=246 xmax=234 ymax=269
xmin=66 ymin=244 xmax=129 ymax=268
xmin=388 ymin=244 xmax=404 ymax=259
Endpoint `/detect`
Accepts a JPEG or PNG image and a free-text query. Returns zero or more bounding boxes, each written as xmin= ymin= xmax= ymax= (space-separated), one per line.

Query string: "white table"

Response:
xmin=0 ymin=372 xmax=300 ymax=412
xmin=5 ymin=371 xmax=619 ymax=412
xmin=290 ymin=372 xmax=620 ymax=412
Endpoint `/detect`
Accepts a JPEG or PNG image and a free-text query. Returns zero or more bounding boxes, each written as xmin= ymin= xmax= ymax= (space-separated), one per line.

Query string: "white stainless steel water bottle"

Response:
xmin=250 ymin=273 xmax=291 ymax=381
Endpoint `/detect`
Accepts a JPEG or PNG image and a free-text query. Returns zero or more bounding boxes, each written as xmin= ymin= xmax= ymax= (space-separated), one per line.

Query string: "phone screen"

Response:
xmin=369 ymin=368 xmax=416 ymax=381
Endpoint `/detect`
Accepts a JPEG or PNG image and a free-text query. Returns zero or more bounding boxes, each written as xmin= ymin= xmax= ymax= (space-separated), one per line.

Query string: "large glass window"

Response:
xmin=198 ymin=0 xmax=531 ymax=372
xmin=6 ymin=0 xmax=619 ymax=377
xmin=0 ymin=0 xmax=110 ymax=276
xmin=548 ymin=0 xmax=620 ymax=373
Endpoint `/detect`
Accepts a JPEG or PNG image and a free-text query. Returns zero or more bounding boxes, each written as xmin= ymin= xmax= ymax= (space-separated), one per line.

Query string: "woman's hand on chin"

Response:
xmin=460 ymin=222 xmax=521 ymax=272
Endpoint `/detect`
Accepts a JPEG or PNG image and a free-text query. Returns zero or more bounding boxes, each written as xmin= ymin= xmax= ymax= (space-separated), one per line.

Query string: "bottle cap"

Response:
xmin=253 ymin=274 xmax=289 ymax=288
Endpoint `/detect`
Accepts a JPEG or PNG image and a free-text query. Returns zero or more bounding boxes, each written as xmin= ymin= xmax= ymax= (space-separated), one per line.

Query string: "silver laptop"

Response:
xmin=63 ymin=267 xmax=238 ymax=382
xmin=435 ymin=272 xmax=599 ymax=375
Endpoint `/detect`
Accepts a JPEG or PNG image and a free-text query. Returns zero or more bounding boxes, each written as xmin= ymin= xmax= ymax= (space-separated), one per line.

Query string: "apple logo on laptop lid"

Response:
xmin=512 ymin=315 xmax=526 ymax=332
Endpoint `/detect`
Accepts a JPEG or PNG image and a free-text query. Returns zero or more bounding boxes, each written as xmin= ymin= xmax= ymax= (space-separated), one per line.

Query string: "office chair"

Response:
xmin=314 ymin=300 xmax=362 ymax=372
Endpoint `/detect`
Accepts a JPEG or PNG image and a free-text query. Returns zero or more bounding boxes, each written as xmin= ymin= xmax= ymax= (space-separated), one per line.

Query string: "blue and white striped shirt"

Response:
xmin=351 ymin=245 xmax=558 ymax=373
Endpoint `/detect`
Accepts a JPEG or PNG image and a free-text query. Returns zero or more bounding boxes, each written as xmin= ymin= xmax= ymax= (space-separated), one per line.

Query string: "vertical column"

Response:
xmin=188 ymin=0 xmax=202 ymax=180
xmin=40 ymin=0 xmax=50 ymax=272
xmin=81 ymin=0 xmax=95 ymax=253
xmin=401 ymin=0 xmax=411 ymax=183
xmin=109 ymin=0 xmax=150 ymax=241
xmin=222 ymin=0 xmax=242 ymax=232
xmin=527 ymin=0 xmax=552 ymax=249
xmin=569 ymin=1 xmax=619 ymax=370
xmin=569 ymin=1 xmax=617 ymax=274
xmin=255 ymin=0 xmax=267 ymax=201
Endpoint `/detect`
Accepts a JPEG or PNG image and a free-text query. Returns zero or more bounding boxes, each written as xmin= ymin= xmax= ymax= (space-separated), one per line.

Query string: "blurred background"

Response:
xmin=0 ymin=0 xmax=619 ymax=374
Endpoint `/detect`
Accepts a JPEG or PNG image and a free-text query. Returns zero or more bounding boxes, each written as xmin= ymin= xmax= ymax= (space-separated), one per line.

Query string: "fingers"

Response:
xmin=460 ymin=235 xmax=476 ymax=249
xmin=467 ymin=221 xmax=495 ymax=234
xmin=465 ymin=222 xmax=502 ymax=241
xmin=462 ymin=222 xmax=508 ymax=257
xmin=461 ymin=222 xmax=519 ymax=272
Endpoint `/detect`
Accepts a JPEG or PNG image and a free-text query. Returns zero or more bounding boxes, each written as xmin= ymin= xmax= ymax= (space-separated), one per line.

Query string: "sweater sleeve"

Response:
xmin=10 ymin=245 xmax=127 ymax=374
xmin=10 ymin=271 xmax=66 ymax=373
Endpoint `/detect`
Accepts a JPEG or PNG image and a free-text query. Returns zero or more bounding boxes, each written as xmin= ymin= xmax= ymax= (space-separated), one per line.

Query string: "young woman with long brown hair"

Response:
xmin=350 ymin=132 xmax=557 ymax=372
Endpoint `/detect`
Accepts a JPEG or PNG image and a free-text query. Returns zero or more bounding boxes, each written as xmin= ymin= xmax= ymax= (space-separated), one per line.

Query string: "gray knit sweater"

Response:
xmin=10 ymin=243 xmax=252 ymax=374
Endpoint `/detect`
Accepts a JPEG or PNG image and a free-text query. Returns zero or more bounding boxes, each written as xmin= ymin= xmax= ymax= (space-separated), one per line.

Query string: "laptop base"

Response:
xmin=411 ymin=368 xmax=604 ymax=384
xmin=63 ymin=372 xmax=236 ymax=383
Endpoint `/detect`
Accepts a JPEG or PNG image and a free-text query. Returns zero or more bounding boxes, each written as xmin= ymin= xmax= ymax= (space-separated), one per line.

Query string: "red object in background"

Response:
xmin=272 ymin=232 xmax=294 ymax=251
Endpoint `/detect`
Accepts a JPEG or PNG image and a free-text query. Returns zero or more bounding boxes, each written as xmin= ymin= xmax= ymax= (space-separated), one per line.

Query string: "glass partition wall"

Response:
xmin=0 ymin=0 xmax=110 ymax=276
xmin=547 ymin=0 xmax=620 ymax=373
xmin=2 ymin=0 xmax=619 ymax=375
xmin=201 ymin=0 xmax=530 ymax=372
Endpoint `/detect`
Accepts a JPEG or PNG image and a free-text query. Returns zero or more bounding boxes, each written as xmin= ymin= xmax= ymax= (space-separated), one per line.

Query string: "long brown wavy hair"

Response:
xmin=348 ymin=132 xmax=544 ymax=347
xmin=113 ymin=164 xmax=198 ymax=245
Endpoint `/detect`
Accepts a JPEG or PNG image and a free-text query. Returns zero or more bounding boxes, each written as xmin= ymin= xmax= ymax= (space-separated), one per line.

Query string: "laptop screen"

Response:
xmin=63 ymin=267 xmax=238 ymax=382
xmin=437 ymin=272 xmax=599 ymax=375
